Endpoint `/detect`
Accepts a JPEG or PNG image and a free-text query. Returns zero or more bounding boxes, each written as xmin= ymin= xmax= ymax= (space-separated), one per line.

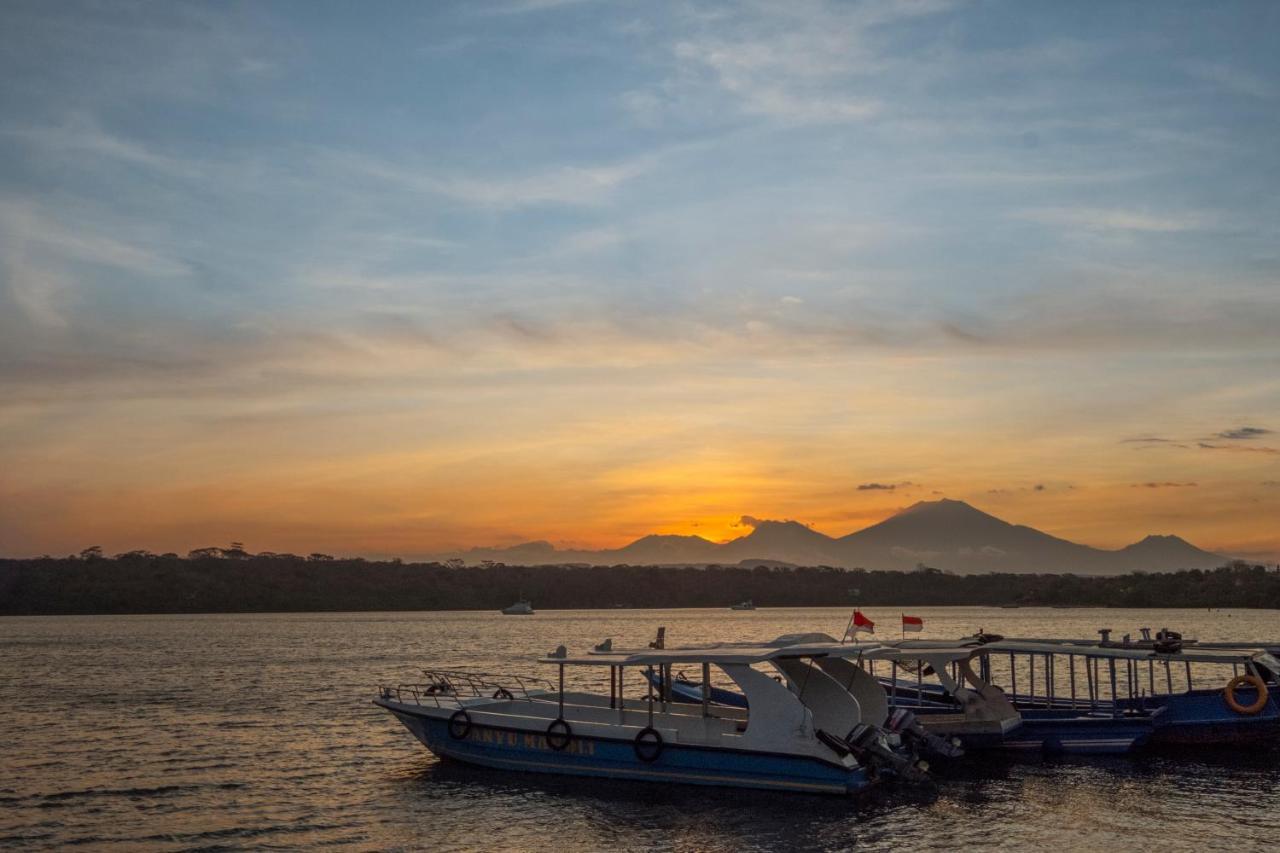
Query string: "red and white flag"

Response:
xmin=843 ymin=609 xmax=875 ymax=640
xmin=902 ymin=614 xmax=924 ymax=633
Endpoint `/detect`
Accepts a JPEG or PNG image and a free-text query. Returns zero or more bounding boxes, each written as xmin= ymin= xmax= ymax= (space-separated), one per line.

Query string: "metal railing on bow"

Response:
xmin=378 ymin=669 xmax=554 ymax=708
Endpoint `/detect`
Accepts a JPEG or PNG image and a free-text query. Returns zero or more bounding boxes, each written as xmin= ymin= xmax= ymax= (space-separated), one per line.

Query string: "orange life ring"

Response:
xmin=1223 ymin=674 xmax=1269 ymax=715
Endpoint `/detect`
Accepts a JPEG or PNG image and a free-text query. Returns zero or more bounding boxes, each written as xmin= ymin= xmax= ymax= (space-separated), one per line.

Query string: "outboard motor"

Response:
xmin=886 ymin=708 xmax=965 ymax=759
xmin=841 ymin=723 xmax=931 ymax=783
xmin=1154 ymin=628 xmax=1183 ymax=654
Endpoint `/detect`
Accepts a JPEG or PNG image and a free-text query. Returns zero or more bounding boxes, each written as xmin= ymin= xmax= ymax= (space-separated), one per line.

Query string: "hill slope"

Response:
xmin=443 ymin=499 xmax=1226 ymax=574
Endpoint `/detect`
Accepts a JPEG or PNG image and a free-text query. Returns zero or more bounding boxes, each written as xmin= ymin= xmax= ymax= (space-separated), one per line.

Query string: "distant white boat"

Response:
xmin=502 ymin=600 xmax=535 ymax=616
xmin=730 ymin=600 xmax=755 ymax=611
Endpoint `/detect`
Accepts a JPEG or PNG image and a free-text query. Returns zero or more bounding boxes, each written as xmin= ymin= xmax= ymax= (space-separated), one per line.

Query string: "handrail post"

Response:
xmin=1108 ymin=658 xmax=1118 ymax=718
xmin=647 ymin=665 xmax=655 ymax=727
xmin=1069 ymin=654 xmax=1076 ymax=708
xmin=1029 ymin=652 xmax=1036 ymax=703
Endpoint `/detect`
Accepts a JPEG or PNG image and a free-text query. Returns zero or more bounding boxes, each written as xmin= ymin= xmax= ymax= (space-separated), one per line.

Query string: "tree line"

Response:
xmin=2 ymin=549 xmax=1279 ymax=614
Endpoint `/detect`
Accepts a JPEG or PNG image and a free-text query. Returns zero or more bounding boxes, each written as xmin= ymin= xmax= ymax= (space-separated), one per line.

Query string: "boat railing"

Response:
xmin=379 ymin=669 xmax=554 ymax=707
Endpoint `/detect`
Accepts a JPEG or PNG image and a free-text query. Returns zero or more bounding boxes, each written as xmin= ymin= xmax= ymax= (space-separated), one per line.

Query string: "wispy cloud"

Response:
xmin=0 ymin=199 xmax=190 ymax=330
xmin=1186 ymin=60 xmax=1275 ymax=99
xmin=1216 ymin=426 xmax=1273 ymax=440
xmin=1015 ymin=206 xmax=1215 ymax=233
xmin=0 ymin=201 xmax=189 ymax=278
xmin=1133 ymin=482 xmax=1198 ymax=488
xmin=482 ymin=0 xmax=600 ymax=15
xmin=1198 ymin=442 xmax=1279 ymax=455
xmin=658 ymin=1 xmax=955 ymax=126
xmin=1 ymin=118 xmax=204 ymax=180
xmin=322 ymin=149 xmax=661 ymax=208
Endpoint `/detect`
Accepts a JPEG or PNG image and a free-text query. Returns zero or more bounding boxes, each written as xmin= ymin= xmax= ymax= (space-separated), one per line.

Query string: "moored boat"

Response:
xmin=649 ymin=634 xmax=1152 ymax=755
xmin=973 ymin=634 xmax=1280 ymax=747
xmin=501 ymin=599 xmax=535 ymax=615
xmin=730 ymin=600 xmax=756 ymax=611
xmin=375 ymin=640 xmax=930 ymax=795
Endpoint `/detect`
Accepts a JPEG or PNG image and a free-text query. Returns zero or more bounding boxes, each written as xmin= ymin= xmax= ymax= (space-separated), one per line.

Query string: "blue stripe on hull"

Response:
xmin=1138 ymin=689 xmax=1280 ymax=745
xmin=1012 ymin=712 xmax=1152 ymax=755
xmin=387 ymin=710 xmax=872 ymax=795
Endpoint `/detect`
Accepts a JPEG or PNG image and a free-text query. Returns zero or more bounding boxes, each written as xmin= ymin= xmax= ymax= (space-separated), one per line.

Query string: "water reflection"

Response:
xmin=3 ymin=608 xmax=1280 ymax=850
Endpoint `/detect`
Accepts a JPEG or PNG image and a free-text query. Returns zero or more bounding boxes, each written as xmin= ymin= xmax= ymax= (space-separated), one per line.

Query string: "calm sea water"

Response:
xmin=3 ymin=607 xmax=1280 ymax=851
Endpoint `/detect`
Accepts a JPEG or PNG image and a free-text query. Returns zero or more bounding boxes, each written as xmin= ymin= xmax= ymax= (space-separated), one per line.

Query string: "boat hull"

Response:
xmin=378 ymin=702 xmax=873 ymax=795
xmin=999 ymin=711 xmax=1152 ymax=755
xmin=1128 ymin=689 xmax=1280 ymax=746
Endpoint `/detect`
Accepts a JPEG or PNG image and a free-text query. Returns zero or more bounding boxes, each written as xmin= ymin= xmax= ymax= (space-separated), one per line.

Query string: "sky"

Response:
xmin=1 ymin=0 xmax=1278 ymax=561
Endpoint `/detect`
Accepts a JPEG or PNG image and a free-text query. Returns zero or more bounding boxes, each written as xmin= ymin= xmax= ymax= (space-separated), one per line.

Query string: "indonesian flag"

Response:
xmin=844 ymin=609 xmax=875 ymax=640
xmin=902 ymin=614 xmax=924 ymax=633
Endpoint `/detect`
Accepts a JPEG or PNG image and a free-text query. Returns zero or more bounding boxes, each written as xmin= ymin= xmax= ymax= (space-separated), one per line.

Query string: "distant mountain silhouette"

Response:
xmin=448 ymin=499 xmax=1227 ymax=574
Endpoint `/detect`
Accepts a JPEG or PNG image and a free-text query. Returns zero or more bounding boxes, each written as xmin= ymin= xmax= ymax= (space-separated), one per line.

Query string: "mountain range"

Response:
xmin=446 ymin=499 xmax=1226 ymax=574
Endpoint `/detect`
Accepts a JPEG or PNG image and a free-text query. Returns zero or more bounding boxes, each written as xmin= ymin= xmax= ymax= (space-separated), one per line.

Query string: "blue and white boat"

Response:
xmin=649 ymin=636 xmax=1153 ymax=755
xmin=641 ymin=636 xmax=1020 ymax=755
xmin=872 ymin=640 xmax=1161 ymax=755
xmin=374 ymin=640 xmax=930 ymax=795
xmin=966 ymin=633 xmax=1280 ymax=747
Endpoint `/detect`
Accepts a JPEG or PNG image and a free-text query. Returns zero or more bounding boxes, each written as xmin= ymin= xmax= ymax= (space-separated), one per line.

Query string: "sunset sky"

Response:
xmin=2 ymin=1 xmax=1278 ymax=561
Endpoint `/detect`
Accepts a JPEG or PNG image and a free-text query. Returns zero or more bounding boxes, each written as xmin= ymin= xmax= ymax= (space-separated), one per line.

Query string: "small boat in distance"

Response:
xmin=730 ymin=600 xmax=756 ymax=611
xmin=501 ymin=599 xmax=534 ymax=615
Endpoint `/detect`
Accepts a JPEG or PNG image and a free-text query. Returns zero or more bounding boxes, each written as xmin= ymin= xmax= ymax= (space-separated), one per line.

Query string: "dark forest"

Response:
xmin=2 ymin=550 xmax=1279 ymax=615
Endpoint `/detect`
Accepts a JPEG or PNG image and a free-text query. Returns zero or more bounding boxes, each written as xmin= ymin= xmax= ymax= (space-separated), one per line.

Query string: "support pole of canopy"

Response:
xmin=1009 ymin=653 xmax=1017 ymax=700
xmin=702 ymin=662 xmax=711 ymax=718
xmin=1164 ymin=660 xmax=1173 ymax=694
xmin=1086 ymin=655 xmax=1095 ymax=710
xmin=1108 ymin=658 xmax=1118 ymax=718
xmin=890 ymin=661 xmax=899 ymax=708
xmin=609 ymin=665 xmax=615 ymax=709
xmin=558 ymin=663 xmax=565 ymax=718
xmin=1185 ymin=660 xmax=1192 ymax=692
xmin=647 ymin=665 xmax=655 ymax=727
xmin=1069 ymin=654 xmax=1077 ymax=708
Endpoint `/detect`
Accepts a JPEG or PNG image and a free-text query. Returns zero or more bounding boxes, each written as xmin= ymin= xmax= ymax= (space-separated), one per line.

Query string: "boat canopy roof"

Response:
xmin=978 ymin=639 xmax=1280 ymax=666
xmin=542 ymin=639 xmax=985 ymax=668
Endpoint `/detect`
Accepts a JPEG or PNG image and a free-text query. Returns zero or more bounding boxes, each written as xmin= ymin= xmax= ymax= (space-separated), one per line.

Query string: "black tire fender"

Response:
xmin=634 ymin=726 xmax=664 ymax=763
xmin=546 ymin=718 xmax=572 ymax=751
xmin=448 ymin=709 xmax=472 ymax=740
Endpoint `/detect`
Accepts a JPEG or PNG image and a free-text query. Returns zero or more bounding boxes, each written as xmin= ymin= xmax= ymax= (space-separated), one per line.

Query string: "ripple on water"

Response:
xmin=3 ymin=607 xmax=1280 ymax=851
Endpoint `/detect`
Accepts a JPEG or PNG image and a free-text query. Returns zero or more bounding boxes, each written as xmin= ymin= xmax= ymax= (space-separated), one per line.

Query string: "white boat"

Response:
xmin=373 ymin=640 xmax=931 ymax=794
xmin=628 ymin=633 xmax=1012 ymax=755
xmin=730 ymin=600 xmax=755 ymax=611
xmin=501 ymin=600 xmax=534 ymax=615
